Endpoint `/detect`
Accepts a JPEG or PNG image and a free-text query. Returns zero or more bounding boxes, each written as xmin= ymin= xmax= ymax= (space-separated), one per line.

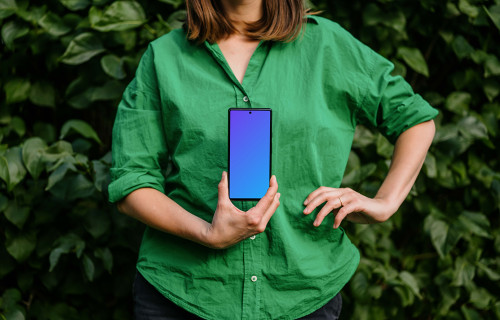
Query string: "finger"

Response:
xmin=313 ymin=198 xmax=342 ymax=227
xmin=303 ymin=186 xmax=330 ymax=206
xmin=303 ymin=189 xmax=342 ymax=215
xmin=254 ymin=175 xmax=278 ymax=212
xmin=333 ymin=196 xmax=362 ymax=228
xmin=258 ymin=193 xmax=281 ymax=230
xmin=217 ymin=171 xmax=230 ymax=204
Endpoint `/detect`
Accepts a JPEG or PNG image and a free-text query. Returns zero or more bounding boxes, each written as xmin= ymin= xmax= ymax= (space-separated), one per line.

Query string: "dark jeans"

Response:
xmin=133 ymin=271 xmax=342 ymax=320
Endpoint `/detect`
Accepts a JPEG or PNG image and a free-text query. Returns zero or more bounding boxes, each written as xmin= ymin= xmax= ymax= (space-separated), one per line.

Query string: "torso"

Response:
xmin=217 ymin=35 xmax=261 ymax=84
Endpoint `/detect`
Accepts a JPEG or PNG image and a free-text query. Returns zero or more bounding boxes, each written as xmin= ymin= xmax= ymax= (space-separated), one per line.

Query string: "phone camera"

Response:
xmin=249 ymin=111 xmax=252 ymax=114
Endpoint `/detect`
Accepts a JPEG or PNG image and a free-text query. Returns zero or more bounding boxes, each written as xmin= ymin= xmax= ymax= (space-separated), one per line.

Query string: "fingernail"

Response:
xmin=277 ymin=193 xmax=281 ymax=199
xmin=303 ymin=200 xmax=308 ymax=205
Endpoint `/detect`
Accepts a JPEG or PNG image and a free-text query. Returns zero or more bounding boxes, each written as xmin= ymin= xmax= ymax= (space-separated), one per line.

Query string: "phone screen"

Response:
xmin=228 ymin=108 xmax=272 ymax=200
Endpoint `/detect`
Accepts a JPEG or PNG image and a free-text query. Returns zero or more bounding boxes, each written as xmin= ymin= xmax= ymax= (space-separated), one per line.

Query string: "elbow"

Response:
xmin=116 ymin=199 xmax=126 ymax=214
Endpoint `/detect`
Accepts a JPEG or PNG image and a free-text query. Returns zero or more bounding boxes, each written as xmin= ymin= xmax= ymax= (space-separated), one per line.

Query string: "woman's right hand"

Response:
xmin=204 ymin=171 xmax=280 ymax=249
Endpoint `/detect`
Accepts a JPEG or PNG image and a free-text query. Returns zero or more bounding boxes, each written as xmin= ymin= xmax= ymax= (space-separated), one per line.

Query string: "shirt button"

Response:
xmin=251 ymin=276 xmax=257 ymax=282
xmin=250 ymin=235 xmax=256 ymax=240
xmin=243 ymin=96 xmax=249 ymax=102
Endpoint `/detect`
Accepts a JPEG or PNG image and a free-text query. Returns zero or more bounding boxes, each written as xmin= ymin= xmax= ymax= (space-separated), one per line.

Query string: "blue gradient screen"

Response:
xmin=229 ymin=109 xmax=271 ymax=200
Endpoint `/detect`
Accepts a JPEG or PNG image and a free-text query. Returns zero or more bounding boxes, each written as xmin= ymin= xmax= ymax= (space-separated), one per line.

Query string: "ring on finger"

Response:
xmin=339 ymin=196 xmax=344 ymax=207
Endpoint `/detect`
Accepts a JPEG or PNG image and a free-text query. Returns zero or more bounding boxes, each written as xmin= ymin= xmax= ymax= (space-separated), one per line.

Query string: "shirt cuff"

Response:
xmin=381 ymin=94 xmax=439 ymax=144
xmin=108 ymin=170 xmax=166 ymax=203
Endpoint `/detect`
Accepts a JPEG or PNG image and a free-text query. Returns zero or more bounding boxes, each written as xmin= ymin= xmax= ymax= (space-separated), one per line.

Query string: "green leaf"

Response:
xmin=39 ymin=12 xmax=71 ymax=36
xmin=60 ymin=32 xmax=105 ymax=65
xmin=452 ymin=257 xmax=476 ymax=287
xmin=4 ymin=78 xmax=31 ymax=104
xmin=84 ymin=209 xmax=110 ymax=238
xmin=11 ymin=116 xmax=26 ymax=137
xmin=166 ymin=10 xmax=187 ymax=30
xmin=484 ymin=55 xmax=500 ymax=77
xmin=461 ymin=305 xmax=482 ymax=320
xmin=445 ymin=92 xmax=471 ymax=115
xmin=451 ymin=36 xmax=474 ymax=60
xmin=49 ymin=233 xmax=86 ymax=271
xmin=158 ymin=0 xmax=183 ymax=9
xmin=376 ymin=134 xmax=394 ymax=158
xmin=60 ymin=119 xmax=102 ymax=144
xmin=363 ymin=4 xmax=406 ymax=32
xmin=476 ymin=261 xmax=500 ymax=281
xmin=100 ymin=54 xmax=126 ymax=79
xmin=0 ymin=0 xmax=17 ymax=19
xmin=397 ymin=47 xmax=429 ymax=77
xmin=484 ymin=4 xmax=500 ymax=31
xmin=29 ymin=81 xmax=56 ymax=108
xmin=92 ymin=159 xmax=109 ymax=192
xmin=5 ymin=231 xmax=36 ymax=262
xmin=4 ymin=202 xmax=30 ymax=229
xmin=34 ymin=122 xmax=57 ymax=143
xmin=22 ymin=137 xmax=47 ymax=179
xmin=470 ymin=288 xmax=493 ymax=309
xmin=94 ymin=247 xmax=113 ymax=273
xmin=423 ymin=153 xmax=437 ymax=178
xmin=89 ymin=1 xmax=146 ymax=32
xmin=49 ymin=173 xmax=95 ymax=200
xmin=342 ymin=163 xmax=377 ymax=186
xmin=425 ymin=216 xmax=462 ymax=258
xmin=394 ymin=285 xmax=414 ymax=307
xmin=46 ymin=162 xmax=77 ymax=191
xmin=458 ymin=116 xmax=488 ymax=140
xmin=459 ymin=0 xmax=480 ymax=18
xmin=0 ymin=156 xmax=10 ymax=188
xmin=399 ymin=271 xmax=422 ymax=299
xmin=458 ymin=211 xmax=491 ymax=238
xmin=1 ymin=20 xmax=29 ymax=50
xmin=484 ymin=79 xmax=500 ymax=102
xmin=82 ymin=254 xmax=95 ymax=281
xmin=59 ymin=0 xmax=90 ymax=11
xmin=1 ymin=147 xmax=27 ymax=192
xmin=90 ymin=80 xmax=125 ymax=101
xmin=351 ymin=272 xmax=369 ymax=300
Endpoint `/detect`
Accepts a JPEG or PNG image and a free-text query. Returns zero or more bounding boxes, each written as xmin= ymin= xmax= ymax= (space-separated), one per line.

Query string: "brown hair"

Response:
xmin=184 ymin=0 xmax=321 ymax=44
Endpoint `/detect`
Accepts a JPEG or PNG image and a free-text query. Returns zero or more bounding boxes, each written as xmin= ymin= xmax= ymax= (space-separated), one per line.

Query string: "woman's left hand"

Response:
xmin=302 ymin=187 xmax=396 ymax=229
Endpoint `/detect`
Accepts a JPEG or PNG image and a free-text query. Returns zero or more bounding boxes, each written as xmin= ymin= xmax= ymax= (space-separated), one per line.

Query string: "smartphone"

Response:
xmin=228 ymin=108 xmax=272 ymax=200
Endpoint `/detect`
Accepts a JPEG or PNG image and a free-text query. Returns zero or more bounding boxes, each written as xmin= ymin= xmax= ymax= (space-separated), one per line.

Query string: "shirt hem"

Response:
xmin=282 ymin=247 xmax=360 ymax=320
xmin=136 ymin=266 xmax=215 ymax=320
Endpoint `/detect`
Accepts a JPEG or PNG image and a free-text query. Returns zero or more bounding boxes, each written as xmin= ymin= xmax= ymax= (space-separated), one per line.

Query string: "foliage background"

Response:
xmin=0 ymin=0 xmax=499 ymax=319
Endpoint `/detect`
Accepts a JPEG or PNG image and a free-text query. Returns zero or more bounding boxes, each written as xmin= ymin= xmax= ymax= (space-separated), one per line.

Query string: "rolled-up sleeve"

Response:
xmin=108 ymin=44 xmax=168 ymax=203
xmin=355 ymin=49 xmax=439 ymax=144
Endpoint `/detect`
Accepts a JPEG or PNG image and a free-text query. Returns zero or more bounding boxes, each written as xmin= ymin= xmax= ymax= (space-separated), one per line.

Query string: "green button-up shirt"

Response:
xmin=109 ymin=15 xmax=438 ymax=320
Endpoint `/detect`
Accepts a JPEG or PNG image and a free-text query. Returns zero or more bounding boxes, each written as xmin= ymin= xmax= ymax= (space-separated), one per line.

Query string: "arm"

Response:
xmin=116 ymin=172 xmax=281 ymax=249
xmin=117 ymin=187 xmax=213 ymax=246
xmin=302 ymin=119 xmax=435 ymax=228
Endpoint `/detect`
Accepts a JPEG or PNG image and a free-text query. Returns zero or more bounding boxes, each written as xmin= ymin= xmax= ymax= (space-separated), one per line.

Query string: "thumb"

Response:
xmin=218 ymin=171 xmax=230 ymax=203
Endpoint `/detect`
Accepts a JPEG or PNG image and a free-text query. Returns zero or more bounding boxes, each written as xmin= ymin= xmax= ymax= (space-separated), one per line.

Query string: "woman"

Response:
xmin=108 ymin=0 xmax=438 ymax=318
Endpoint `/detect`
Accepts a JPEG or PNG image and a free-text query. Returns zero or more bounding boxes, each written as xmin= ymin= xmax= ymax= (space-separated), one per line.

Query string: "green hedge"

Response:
xmin=1 ymin=0 xmax=499 ymax=319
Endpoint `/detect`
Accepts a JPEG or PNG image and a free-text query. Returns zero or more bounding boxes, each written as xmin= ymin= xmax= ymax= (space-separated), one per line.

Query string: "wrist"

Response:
xmin=373 ymin=195 xmax=400 ymax=221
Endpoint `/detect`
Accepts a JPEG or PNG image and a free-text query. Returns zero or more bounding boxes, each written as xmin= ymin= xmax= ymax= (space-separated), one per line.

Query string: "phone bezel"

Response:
xmin=228 ymin=107 xmax=272 ymax=201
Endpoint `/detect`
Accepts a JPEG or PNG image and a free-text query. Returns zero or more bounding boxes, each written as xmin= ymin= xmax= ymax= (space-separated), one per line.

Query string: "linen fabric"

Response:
xmin=109 ymin=15 xmax=439 ymax=320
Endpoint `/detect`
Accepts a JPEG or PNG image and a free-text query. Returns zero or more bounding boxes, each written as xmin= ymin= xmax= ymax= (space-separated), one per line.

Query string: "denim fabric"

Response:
xmin=133 ymin=271 xmax=342 ymax=320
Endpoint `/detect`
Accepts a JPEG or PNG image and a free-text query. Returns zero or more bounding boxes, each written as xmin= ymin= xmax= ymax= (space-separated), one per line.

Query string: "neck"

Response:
xmin=219 ymin=0 xmax=263 ymax=34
